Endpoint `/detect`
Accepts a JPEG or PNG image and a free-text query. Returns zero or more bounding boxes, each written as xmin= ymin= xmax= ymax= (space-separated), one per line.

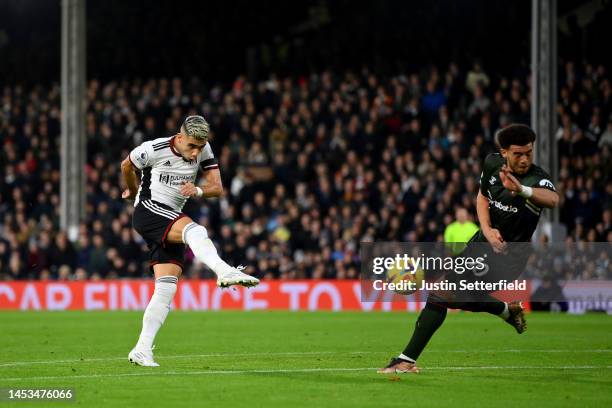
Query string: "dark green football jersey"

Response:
xmin=472 ymin=153 xmax=556 ymax=242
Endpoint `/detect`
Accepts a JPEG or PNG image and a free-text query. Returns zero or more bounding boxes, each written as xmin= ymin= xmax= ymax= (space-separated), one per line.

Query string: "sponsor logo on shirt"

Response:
xmin=490 ymin=199 xmax=518 ymax=213
xmin=159 ymin=173 xmax=195 ymax=186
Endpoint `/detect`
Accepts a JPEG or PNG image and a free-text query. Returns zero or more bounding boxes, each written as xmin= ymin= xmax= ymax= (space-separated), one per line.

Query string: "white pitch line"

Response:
xmin=426 ymin=365 xmax=612 ymax=370
xmin=2 ymin=365 xmax=612 ymax=382
xmin=0 ymin=351 xmax=342 ymax=368
xmin=439 ymin=349 xmax=612 ymax=353
xmin=0 ymin=349 xmax=611 ymax=368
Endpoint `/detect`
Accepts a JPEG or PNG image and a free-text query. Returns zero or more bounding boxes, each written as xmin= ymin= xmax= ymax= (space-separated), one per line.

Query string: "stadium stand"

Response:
xmin=0 ymin=61 xmax=610 ymax=281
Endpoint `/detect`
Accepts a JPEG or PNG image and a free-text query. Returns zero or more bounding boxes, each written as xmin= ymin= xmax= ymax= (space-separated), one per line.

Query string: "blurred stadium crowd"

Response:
xmin=0 ymin=61 xmax=610 ymax=281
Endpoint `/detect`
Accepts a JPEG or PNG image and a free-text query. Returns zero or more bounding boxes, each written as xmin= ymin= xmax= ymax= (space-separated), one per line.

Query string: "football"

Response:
xmin=386 ymin=262 xmax=425 ymax=295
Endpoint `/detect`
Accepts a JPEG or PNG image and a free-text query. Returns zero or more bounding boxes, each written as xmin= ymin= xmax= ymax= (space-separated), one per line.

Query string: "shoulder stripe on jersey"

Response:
xmin=153 ymin=143 xmax=170 ymax=151
xmin=202 ymin=164 xmax=219 ymax=170
xmin=153 ymin=139 xmax=171 ymax=146
xmin=142 ymin=201 xmax=176 ymax=220
xmin=147 ymin=200 xmax=180 ymax=218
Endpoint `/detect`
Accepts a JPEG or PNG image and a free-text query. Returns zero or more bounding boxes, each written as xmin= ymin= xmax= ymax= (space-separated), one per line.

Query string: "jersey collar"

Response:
xmin=169 ymin=136 xmax=184 ymax=159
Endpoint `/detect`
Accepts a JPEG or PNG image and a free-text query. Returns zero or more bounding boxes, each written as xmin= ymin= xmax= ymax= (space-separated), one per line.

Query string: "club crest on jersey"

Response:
xmin=489 ymin=176 xmax=496 ymax=185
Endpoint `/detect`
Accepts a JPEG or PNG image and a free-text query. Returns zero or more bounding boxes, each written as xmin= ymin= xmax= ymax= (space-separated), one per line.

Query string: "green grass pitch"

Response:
xmin=1 ymin=311 xmax=611 ymax=407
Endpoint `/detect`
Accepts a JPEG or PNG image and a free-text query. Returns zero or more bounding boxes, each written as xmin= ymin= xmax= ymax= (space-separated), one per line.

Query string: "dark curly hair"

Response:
xmin=495 ymin=124 xmax=536 ymax=149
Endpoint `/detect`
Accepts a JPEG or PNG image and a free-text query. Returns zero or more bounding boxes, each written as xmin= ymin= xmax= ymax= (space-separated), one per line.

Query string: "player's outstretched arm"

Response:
xmin=121 ymin=156 xmax=139 ymax=200
xmin=499 ymin=166 xmax=559 ymax=208
xmin=522 ymin=188 xmax=559 ymax=208
xmin=477 ymin=190 xmax=506 ymax=253
xmin=179 ymin=168 xmax=223 ymax=199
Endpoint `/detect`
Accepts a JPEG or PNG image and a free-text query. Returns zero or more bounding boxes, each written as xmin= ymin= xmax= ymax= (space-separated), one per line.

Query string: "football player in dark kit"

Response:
xmin=379 ymin=124 xmax=560 ymax=374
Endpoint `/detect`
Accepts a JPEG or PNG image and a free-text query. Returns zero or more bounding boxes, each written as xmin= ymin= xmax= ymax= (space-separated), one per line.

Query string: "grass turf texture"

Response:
xmin=1 ymin=311 xmax=611 ymax=407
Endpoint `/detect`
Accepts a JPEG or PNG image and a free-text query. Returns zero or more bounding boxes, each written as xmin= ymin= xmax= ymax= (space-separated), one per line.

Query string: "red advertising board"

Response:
xmin=0 ymin=280 xmax=427 ymax=311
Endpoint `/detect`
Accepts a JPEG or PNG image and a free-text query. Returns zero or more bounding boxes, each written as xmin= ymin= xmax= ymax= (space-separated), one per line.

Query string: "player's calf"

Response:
xmin=181 ymin=222 xmax=259 ymax=288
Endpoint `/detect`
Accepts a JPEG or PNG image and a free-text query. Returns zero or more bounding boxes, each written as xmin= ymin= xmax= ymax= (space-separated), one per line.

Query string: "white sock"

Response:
xmin=398 ymin=353 xmax=416 ymax=363
xmin=182 ymin=222 xmax=234 ymax=277
xmin=136 ymin=276 xmax=178 ymax=350
xmin=499 ymin=302 xmax=510 ymax=320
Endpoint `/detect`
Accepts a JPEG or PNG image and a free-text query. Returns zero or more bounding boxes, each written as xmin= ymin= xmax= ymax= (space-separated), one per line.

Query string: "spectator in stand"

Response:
xmin=0 ymin=61 xmax=609 ymax=281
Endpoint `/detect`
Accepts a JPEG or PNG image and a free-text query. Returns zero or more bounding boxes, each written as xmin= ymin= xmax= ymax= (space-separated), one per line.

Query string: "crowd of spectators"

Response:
xmin=0 ymin=60 xmax=610 ymax=281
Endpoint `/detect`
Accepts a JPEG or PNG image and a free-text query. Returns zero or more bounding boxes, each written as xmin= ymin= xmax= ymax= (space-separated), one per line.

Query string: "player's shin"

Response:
xmin=136 ymin=276 xmax=178 ymax=350
xmin=446 ymin=299 xmax=506 ymax=316
xmin=401 ymin=300 xmax=448 ymax=361
xmin=181 ymin=222 xmax=233 ymax=277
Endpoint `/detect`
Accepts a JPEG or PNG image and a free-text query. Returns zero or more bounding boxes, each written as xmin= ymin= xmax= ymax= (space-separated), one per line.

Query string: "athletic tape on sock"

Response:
xmin=156 ymin=276 xmax=178 ymax=285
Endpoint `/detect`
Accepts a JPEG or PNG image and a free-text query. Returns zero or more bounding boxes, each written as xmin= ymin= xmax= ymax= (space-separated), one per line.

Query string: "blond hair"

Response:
xmin=181 ymin=115 xmax=210 ymax=141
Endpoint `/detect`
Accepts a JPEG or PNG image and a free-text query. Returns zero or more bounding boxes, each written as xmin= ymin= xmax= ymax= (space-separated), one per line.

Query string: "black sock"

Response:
xmin=402 ymin=300 xmax=448 ymax=361
xmin=446 ymin=293 xmax=505 ymax=315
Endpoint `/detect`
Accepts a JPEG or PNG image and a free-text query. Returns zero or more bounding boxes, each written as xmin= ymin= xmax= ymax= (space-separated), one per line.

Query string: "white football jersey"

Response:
xmin=129 ymin=136 xmax=218 ymax=211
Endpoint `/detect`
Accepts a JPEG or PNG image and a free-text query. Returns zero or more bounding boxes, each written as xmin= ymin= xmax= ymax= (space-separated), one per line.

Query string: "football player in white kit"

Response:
xmin=121 ymin=115 xmax=259 ymax=366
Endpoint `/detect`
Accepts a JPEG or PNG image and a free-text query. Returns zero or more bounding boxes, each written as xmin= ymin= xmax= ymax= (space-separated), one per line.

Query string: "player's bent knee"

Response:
xmin=153 ymin=263 xmax=182 ymax=279
xmin=165 ymin=217 xmax=193 ymax=244
xmin=181 ymin=222 xmax=208 ymax=244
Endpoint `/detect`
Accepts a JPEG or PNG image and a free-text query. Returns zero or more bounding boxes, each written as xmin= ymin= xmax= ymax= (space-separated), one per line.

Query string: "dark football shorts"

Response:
xmin=132 ymin=199 xmax=187 ymax=272
xmin=441 ymin=234 xmax=531 ymax=301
